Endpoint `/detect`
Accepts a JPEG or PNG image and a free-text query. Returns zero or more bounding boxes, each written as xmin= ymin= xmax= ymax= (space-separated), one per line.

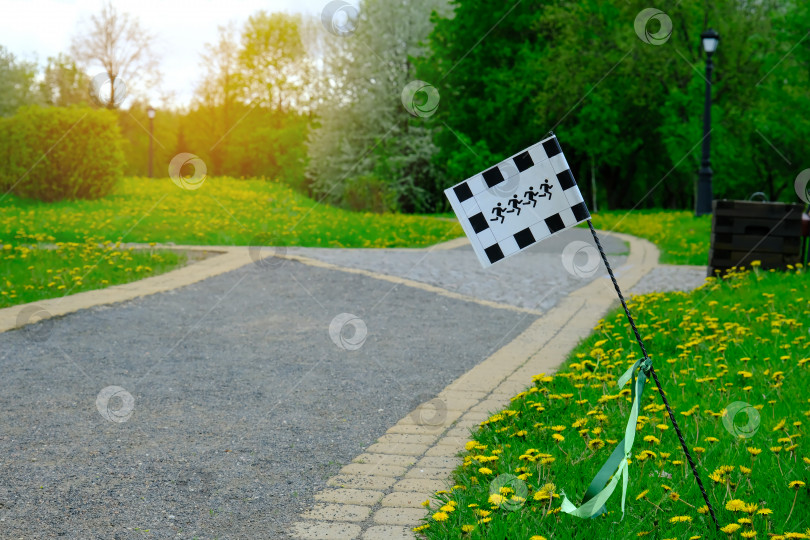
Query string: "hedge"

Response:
xmin=0 ymin=106 xmax=124 ymax=201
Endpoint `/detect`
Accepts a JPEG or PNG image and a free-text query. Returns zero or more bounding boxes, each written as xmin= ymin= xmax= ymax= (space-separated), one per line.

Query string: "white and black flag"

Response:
xmin=444 ymin=134 xmax=590 ymax=268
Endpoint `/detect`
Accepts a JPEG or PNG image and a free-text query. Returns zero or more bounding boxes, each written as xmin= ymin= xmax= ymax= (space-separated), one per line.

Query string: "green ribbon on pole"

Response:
xmin=561 ymin=356 xmax=652 ymax=520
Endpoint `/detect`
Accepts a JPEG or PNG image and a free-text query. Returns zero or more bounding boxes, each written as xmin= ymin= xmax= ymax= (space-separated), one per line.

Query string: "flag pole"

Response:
xmin=585 ymin=219 xmax=719 ymax=530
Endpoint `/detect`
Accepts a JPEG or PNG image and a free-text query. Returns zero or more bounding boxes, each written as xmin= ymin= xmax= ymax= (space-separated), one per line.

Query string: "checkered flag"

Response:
xmin=445 ymin=134 xmax=590 ymax=268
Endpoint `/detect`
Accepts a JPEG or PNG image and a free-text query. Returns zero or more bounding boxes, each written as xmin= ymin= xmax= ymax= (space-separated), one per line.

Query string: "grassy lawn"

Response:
xmin=417 ymin=266 xmax=809 ymax=539
xmin=0 ymin=235 xmax=185 ymax=308
xmin=588 ymin=210 xmax=712 ymax=266
xmin=1 ymin=176 xmax=462 ymax=308
xmin=0 ymin=177 xmax=463 ymax=248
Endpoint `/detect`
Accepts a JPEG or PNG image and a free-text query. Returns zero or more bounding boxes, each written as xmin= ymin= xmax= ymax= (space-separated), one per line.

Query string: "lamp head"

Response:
xmin=147 ymin=106 xmax=156 ymax=119
xmin=701 ymin=29 xmax=720 ymax=54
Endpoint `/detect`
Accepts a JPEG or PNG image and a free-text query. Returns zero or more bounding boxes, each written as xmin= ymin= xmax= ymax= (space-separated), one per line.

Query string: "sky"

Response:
xmin=0 ymin=0 xmax=357 ymax=107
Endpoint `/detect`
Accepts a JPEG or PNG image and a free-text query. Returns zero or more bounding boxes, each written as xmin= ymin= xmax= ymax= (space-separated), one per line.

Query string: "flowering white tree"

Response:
xmin=307 ymin=0 xmax=450 ymax=212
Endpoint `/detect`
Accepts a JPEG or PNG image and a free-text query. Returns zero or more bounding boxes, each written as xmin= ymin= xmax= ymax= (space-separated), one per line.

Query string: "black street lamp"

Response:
xmin=696 ymin=29 xmax=720 ymax=216
xmin=147 ymin=106 xmax=156 ymax=178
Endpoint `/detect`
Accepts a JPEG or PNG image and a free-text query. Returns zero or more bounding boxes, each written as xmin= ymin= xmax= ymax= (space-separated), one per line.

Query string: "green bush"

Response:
xmin=0 ymin=106 xmax=124 ymax=201
xmin=343 ymin=174 xmax=398 ymax=213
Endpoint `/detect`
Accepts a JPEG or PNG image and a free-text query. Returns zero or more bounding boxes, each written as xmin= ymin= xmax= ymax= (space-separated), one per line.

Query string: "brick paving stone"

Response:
xmin=376 ymin=434 xmax=439 ymax=445
xmin=393 ymin=478 xmax=448 ymax=493
xmin=314 ymin=489 xmax=384 ymax=506
xmin=380 ymin=491 xmax=432 ymax=508
xmin=416 ymin=456 xmax=461 ymax=469
xmin=372 ymin=507 xmax=428 ymax=526
xmin=352 ymin=453 xmax=417 ymax=468
xmin=365 ymin=442 xmax=428 ymax=456
xmin=362 ymin=525 xmax=415 ymax=540
xmin=290 ymin=521 xmax=362 ymax=539
xmin=301 ymin=503 xmax=371 ymax=522
xmin=339 ymin=463 xmax=408 ymax=477
xmin=326 ymin=474 xmax=397 ymax=491
xmin=403 ymin=467 xmax=453 ymax=480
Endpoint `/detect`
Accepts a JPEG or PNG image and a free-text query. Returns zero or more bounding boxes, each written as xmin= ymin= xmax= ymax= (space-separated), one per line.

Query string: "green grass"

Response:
xmin=0 ymin=239 xmax=186 ymax=308
xmin=417 ymin=266 xmax=809 ymax=539
xmin=1 ymin=176 xmax=462 ymax=307
xmin=588 ymin=210 xmax=712 ymax=266
xmin=0 ymin=177 xmax=463 ymax=248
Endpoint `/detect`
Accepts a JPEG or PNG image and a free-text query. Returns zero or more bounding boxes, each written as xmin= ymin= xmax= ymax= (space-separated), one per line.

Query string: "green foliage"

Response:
xmin=419 ymin=0 xmax=810 ymax=209
xmin=343 ymin=174 xmax=398 ymax=213
xmin=118 ymin=102 xmax=310 ymax=186
xmin=306 ymin=0 xmax=450 ymax=213
xmin=420 ymin=267 xmax=810 ymax=539
xmin=0 ymin=45 xmax=40 ymax=116
xmin=39 ymin=54 xmax=91 ymax=107
xmin=0 ymin=106 xmax=124 ymax=201
xmin=239 ymin=11 xmax=306 ymax=109
xmin=131 ymin=14 xmax=313 ymax=187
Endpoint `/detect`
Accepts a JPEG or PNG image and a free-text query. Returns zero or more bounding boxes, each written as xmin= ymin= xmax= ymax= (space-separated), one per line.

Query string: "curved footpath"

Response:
xmin=0 ymin=229 xmax=706 ymax=539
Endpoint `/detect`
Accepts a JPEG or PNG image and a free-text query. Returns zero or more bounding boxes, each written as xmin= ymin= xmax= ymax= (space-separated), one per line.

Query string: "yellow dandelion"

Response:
xmin=669 ymin=515 xmax=692 ymax=523
xmin=726 ymin=499 xmax=746 ymax=512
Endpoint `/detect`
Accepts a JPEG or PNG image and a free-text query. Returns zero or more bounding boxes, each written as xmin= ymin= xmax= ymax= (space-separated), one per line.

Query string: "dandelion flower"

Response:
xmin=726 ymin=499 xmax=746 ymax=512
xmin=669 ymin=515 xmax=692 ymax=523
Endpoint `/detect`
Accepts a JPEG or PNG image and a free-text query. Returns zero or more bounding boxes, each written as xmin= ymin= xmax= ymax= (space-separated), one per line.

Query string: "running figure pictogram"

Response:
xmin=490 ymin=202 xmax=506 ymax=223
xmin=523 ymin=187 xmax=539 ymax=208
xmin=538 ymin=179 xmax=553 ymax=200
xmin=506 ymin=194 xmax=523 ymax=215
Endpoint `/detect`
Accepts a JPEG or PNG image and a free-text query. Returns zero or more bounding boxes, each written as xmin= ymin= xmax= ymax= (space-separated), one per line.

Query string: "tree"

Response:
xmin=418 ymin=0 xmax=810 ymax=210
xmin=239 ymin=12 xmax=306 ymax=111
xmin=39 ymin=54 xmax=90 ymax=107
xmin=192 ymin=23 xmax=244 ymax=173
xmin=0 ymin=45 xmax=40 ymax=116
xmin=70 ymin=0 xmax=160 ymax=108
xmin=307 ymin=0 xmax=450 ymax=212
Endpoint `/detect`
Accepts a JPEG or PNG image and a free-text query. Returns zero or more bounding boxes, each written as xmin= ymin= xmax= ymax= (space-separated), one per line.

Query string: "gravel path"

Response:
xmin=287 ymin=228 xmax=627 ymax=312
xmin=0 ymin=235 xmax=609 ymax=539
xmin=0 ymin=228 xmax=665 ymax=539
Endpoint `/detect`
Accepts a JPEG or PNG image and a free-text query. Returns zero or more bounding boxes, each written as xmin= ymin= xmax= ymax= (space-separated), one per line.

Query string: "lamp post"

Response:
xmin=696 ymin=29 xmax=719 ymax=216
xmin=147 ymin=106 xmax=156 ymax=178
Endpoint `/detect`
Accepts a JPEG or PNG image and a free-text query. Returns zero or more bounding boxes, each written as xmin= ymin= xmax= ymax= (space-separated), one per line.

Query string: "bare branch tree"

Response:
xmin=70 ymin=0 xmax=160 ymax=108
